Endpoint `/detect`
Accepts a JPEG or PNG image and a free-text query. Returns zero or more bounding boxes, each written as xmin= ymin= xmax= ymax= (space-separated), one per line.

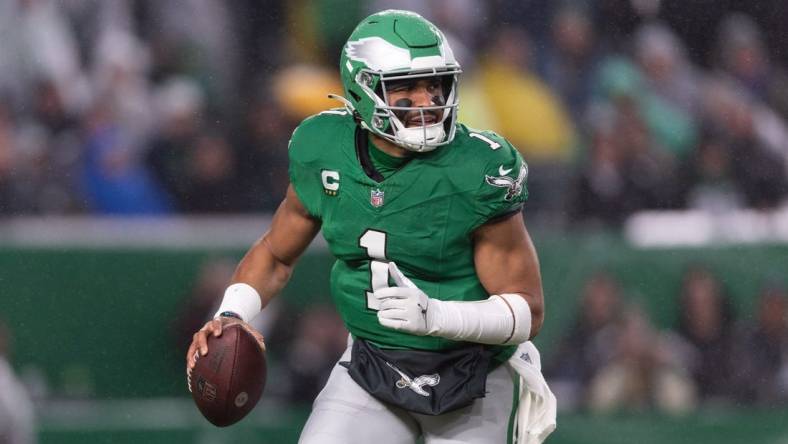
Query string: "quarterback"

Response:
xmin=187 ymin=10 xmax=556 ymax=443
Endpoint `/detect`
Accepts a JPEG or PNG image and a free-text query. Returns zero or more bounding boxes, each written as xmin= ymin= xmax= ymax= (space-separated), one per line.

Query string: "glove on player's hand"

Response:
xmin=373 ymin=262 xmax=442 ymax=336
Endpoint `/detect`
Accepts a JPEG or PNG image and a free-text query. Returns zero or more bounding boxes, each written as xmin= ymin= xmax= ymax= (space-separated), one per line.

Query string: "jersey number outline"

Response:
xmin=359 ymin=229 xmax=389 ymax=311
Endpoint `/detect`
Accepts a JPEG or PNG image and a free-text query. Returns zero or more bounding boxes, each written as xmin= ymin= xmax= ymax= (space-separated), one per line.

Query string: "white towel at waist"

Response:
xmin=507 ymin=341 xmax=557 ymax=444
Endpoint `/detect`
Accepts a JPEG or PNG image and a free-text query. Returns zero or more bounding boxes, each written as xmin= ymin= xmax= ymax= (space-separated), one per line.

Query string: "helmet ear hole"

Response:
xmin=358 ymin=72 xmax=373 ymax=87
xmin=349 ymin=90 xmax=362 ymax=102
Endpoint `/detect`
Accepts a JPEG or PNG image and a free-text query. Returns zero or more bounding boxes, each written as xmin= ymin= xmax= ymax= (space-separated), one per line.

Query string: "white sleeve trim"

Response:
xmin=495 ymin=293 xmax=532 ymax=345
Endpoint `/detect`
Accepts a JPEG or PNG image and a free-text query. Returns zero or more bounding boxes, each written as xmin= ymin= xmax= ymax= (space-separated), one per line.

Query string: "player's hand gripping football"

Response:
xmin=185 ymin=316 xmax=266 ymax=391
xmin=374 ymin=262 xmax=441 ymax=336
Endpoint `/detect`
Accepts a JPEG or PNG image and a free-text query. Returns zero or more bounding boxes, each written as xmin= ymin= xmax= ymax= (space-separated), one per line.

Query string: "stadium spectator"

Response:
xmin=473 ymin=26 xmax=576 ymax=164
xmin=546 ymin=272 xmax=624 ymax=410
xmin=677 ymin=129 xmax=745 ymax=212
xmin=81 ymin=98 xmax=171 ymax=214
xmin=667 ymin=266 xmax=737 ymax=405
xmin=235 ymin=95 xmax=291 ymax=212
xmin=613 ymin=95 xmax=680 ymax=208
xmin=145 ymin=77 xmax=206 ymax=210
xmin=0 ymin=104 xmax=16 ymax=214
xmin=569 ymin=96 xmax=678 ymax=227
xmin=543 ymin=5 xmax=604 ymax=124
xmin=180 ymin=132 xmax=243 ymax=213
xmin=592 ymin=55 xmax=696 ymax=160
xmin=141 ymin=0 xmax=240 ymax=113
xmin=587 ymin=306 xmax=696 ymax=414
xmin=568 ymin=114 xmax=630 ymax=227
xmin=715 ymin=13 xmax=788 ymax=122
xmin=0 ymin=0 xmax=88 ymax=115
xmin=698 ymin=78 xmax=788 ymax=208
xmin=91 ymin=29 xmax=155 ymax=148
xmin=731 ymin=285 xmax=788 ymax=405
xmin=13 ymin=80 xmax=84 ymax=214
xmin=634 ymin=23 xmax=701 ymax=117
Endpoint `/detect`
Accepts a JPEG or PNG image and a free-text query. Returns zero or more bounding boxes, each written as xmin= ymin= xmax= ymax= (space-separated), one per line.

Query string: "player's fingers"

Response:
xmin=388 ymin=262 xmax=416 ymax=288
xmin=194 ymin=330 xmax=209 ymax=356
xmin=187 ymin=344 xmax=202 ymax=369
xmin=203 ymin=318 xmax=224 ymax=337
xmin=378 ymin=316 xmax=406 ymax=330
xmin=188 ymin=331 xmax=205 ymax=362
xmin=378 ymin=297 xmax=405 ymax=311
xmin=240 ymin=323 xmax=267 ymax=352
xmin=378 ymin=305 xmax=408 ymax=320
xmin=254 ymin=335 xmax=266 ymax=352
xmin=373 ymin=287 xmax=407 ymax=300
xmin=186 ymin=341 xmax=197 ymax=368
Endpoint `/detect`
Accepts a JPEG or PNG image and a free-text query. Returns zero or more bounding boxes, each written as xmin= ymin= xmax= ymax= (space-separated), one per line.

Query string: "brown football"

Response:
xmin=189 ymin=324 xmax=266 ymax=427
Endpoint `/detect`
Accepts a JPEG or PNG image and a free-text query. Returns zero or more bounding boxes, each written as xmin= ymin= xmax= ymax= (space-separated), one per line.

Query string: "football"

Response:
xmin=189 ymin=324 xmax=267 ymax=427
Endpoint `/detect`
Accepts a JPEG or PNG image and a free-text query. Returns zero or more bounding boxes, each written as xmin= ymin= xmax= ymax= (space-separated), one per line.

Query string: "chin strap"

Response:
xmin=392 ymin=123 xmax=445 ymax=152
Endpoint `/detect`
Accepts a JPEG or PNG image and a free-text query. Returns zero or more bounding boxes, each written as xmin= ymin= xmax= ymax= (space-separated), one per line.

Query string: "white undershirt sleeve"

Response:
xmin=426 ymin=293 xmax=532 ymax=345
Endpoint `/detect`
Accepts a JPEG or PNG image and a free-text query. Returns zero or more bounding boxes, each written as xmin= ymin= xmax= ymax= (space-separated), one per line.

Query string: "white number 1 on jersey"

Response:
xmin=469 ymin=132 xmax=501 ymax=150
xmin=359 ymin=229 xmax=389 ymax=310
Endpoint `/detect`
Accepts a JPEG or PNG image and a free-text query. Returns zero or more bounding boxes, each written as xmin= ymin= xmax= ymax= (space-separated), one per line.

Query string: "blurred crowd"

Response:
xmin=0 ymin=0 xmax=787 ymax=225
xmin=546 ymin=268 xmax=788 ymax=414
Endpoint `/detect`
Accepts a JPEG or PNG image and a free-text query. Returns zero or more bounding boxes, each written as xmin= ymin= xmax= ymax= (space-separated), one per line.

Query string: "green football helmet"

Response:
xmin=335 ymin=10 xmax=461 ymax=152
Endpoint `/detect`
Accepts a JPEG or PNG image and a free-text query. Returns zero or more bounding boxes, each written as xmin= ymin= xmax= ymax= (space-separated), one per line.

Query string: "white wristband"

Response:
xmin=214 ymin=283 xmax=262 ymax=322
xmin=427 ymin=293 xmax=532 ymax=345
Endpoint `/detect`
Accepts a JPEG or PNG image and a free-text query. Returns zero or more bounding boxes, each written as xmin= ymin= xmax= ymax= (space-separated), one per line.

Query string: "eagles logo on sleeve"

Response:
xmin=484 ymin=164 xmax=528 ymax=201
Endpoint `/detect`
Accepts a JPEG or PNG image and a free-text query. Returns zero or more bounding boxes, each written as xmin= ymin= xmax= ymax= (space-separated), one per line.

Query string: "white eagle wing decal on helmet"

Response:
xmin=439 ymin=37 xmax=457 ymax=65
xmin=345 ymin=37 xmax=411 ymax=71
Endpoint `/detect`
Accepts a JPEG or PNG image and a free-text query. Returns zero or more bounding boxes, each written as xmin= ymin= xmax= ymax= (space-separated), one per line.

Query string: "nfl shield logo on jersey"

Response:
xmin=370 ymin=188 xmax=385 ymax=207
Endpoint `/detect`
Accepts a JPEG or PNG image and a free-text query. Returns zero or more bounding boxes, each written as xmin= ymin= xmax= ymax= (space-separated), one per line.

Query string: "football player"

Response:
xmin=187 ymin=10 xmax=555 ymax=443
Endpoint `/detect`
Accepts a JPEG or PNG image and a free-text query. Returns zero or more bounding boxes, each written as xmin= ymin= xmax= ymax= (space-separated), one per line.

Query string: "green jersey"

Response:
xmin=288 ymin=109 xmax=528 ymax=353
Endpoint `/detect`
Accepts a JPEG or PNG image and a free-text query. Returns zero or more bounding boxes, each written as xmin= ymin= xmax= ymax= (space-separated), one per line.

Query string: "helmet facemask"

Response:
xmin=356 ymin=68 xmax=460 ymax=152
